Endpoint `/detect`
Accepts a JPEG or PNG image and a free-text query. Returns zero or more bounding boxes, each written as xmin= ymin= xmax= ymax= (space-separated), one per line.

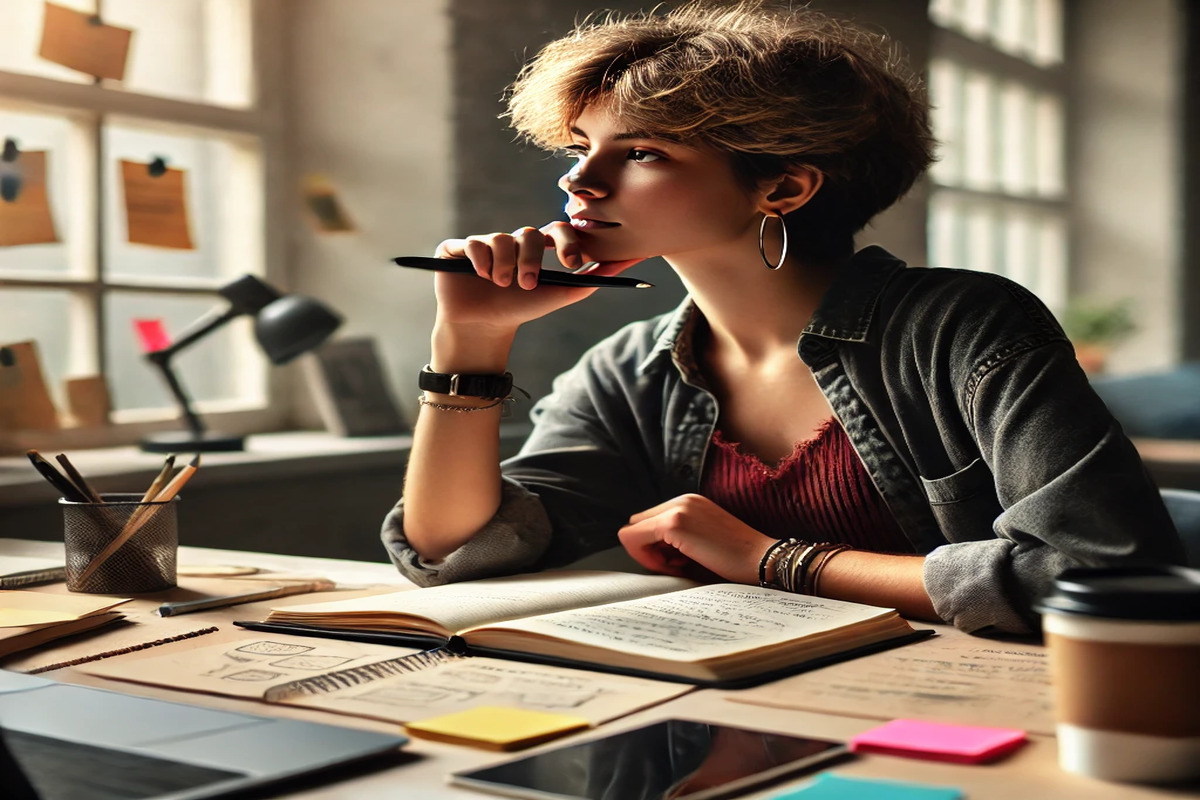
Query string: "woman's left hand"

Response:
xmin=617 ymin=494 xmax=774 ymax=584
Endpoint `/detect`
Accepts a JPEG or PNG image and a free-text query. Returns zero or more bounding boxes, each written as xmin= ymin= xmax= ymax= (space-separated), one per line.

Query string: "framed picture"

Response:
xmin=303 ymin=337 xmax=407 ymax=437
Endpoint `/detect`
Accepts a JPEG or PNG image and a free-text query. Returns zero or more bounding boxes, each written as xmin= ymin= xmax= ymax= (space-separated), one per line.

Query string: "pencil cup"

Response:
xmin=61 ymin=493 xmax=179 ymax=593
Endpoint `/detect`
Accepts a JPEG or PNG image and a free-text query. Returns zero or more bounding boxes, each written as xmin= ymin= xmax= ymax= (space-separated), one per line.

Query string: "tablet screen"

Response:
xmin=450 ymin=718 xmax=848 ymax=800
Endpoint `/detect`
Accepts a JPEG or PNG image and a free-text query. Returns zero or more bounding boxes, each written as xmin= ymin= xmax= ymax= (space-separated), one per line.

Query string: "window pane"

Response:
xmin=1034 ymin=94 xmax=1064 ymax=198
xmin=104 ymin=290 xmax=265 ymax=413
xmin=928 ymin=59 xmax=963 ymax=186
xmin=0 ymin=0 xmax=96 ymax=85
xmin=961 ymin=72 xmax=996 ymax=191
xmin=103 ymin=120 xmax=262 ymax=284
xmin=99 ymin=0 xmax=253 ymax=107
xmin=961 ymin=0 xmax=993 ymax=40
xmin=964 ymin=205 xmax=998 ymax=273
xmin=998 ymin=83 xmax=1032 ymax=195
xmin=1032 ymin=0 xmax=1064 ymax=66
xmin=0 ymin=286 xmax=93 ymax=411
xmin=0 ymin=106 xmax=92 ymax=277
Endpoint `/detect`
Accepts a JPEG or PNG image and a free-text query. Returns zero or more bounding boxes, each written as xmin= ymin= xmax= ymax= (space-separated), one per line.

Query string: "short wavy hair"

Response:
xmin=507 ymin=1 xmax=935 ymax=262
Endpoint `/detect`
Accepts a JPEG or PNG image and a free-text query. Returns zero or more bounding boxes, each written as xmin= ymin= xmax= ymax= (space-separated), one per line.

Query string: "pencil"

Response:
xmin=140 ymin=454 xmax=177 ymax=503
xmin=156 ymin=580 xmax=336 ymax=617
xmin=393 ymin=256 xmax=654 ymax=289
xmin=75 ymin=454 xmax=202 ymax=587
xmin=55 ymin=453 xmax=103 ymax=504
xmin=26 ymin=450 xmax=90 ymax=502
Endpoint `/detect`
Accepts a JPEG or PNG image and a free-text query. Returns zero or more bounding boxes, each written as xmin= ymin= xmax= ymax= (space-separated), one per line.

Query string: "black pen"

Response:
xmin=27 ymin=450 xmax=90 ymax=502
xmin=393 ymin=256 xmax=653 ymax=289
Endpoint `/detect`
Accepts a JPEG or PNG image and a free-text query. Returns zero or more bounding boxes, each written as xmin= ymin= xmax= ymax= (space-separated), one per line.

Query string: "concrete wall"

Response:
xmin=1069 ymin=0 xmax=1185 ymax=373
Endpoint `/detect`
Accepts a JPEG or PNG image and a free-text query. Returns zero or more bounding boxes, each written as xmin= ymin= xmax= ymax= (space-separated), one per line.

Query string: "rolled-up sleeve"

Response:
xmin=380 ymin=477 xmax=552 ymax=587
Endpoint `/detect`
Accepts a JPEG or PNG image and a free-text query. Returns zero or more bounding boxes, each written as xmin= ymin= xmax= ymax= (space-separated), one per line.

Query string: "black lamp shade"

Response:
xmin=254 ymin=295 xmax=343 ymax=364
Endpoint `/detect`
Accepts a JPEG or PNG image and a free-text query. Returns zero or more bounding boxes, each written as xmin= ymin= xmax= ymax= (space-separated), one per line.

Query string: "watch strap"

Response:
xmin=419 ymin=365 xmax=513 ymax=399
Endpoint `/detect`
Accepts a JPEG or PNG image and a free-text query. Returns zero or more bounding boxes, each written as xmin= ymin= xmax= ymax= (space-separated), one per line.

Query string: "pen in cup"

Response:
xmin=393 ymin=256 xmax=653 ymax=289
xmin=27 ymin=450 xmax=90 ymax=503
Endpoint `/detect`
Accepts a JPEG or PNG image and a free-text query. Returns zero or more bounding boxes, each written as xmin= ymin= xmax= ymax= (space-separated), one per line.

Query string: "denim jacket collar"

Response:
xmin=636 ymin=245 xmax=908 ymax=376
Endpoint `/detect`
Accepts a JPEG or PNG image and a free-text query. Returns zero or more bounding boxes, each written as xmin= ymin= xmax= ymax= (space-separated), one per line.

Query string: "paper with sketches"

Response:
xmin=121 ymin=159 xmax=195 ymax=249
xmin=84 ymin=636 xmax=691 ymax=725
xmin=727 ymin=625 xmax=1054 ymax=735
xmin=0 ymin=151 xmax=59 ymax=247
xmin=39 ymin=1 xmax=133 ymax=81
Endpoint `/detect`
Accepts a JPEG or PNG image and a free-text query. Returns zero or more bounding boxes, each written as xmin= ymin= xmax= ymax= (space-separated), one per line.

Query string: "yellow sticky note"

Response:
xmin=405 ymin=706 xmax=589 ymax=751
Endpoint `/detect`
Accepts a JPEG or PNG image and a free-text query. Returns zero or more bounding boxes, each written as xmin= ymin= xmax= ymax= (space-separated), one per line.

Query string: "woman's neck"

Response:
xmin=672 ymin=250 xmax=840 ymax=363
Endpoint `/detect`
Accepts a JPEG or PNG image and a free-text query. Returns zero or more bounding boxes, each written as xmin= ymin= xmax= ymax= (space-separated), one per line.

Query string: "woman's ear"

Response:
xmin=760 ymin=166 xmax=824 ymax=216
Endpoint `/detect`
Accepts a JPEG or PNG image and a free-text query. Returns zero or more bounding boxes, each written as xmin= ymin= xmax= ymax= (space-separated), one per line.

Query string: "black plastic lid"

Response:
xmin=1037 ymin=566 xmax=1200 ymax=621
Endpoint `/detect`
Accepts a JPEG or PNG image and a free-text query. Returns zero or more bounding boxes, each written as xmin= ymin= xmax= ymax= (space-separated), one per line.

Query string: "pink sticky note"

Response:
xmin=133 ymin=318 xmax=172 ymax=353
xmin=849 ymin=719 xmax=1026 ymax=764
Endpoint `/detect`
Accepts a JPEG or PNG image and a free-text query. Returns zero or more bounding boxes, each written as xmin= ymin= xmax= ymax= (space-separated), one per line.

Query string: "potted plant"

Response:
xmin=1060 ymin=299 xmax=1136 ymax=374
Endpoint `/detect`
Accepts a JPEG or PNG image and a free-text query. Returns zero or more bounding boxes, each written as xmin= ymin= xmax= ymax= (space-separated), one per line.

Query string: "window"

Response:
xmin=0 ymin=0 xmax=281 ymax=444
xmin=926 ymin=0 xmax=1067 ymax=308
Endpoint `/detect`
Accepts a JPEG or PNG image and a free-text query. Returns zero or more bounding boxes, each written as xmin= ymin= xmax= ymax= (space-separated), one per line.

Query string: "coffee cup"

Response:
xmin=1040 ymin=566 xmax=1200 ymax=784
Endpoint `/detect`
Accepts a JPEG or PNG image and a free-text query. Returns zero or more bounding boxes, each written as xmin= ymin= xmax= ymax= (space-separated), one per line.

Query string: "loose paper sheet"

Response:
xmin=0 ymin=590 xmax=128 ymax=628
xmin=84 ymin=635 xmax=691 ymax=725
xmin=0 ymin=151 xmax=59 ymax=247
xmin=38 ymin=1 xmax=133 ymax=81
xmin=727 ymin=625 xmax=1054 ymax=735
xmin=64 ymin=375 xmax=111 ymax=427
xmin=121 ymin=159 xmax=195 ymax=249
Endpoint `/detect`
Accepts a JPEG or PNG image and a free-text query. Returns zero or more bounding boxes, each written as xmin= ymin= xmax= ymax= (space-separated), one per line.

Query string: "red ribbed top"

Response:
xmin=700 ymin=419 xmax=913 ymax=552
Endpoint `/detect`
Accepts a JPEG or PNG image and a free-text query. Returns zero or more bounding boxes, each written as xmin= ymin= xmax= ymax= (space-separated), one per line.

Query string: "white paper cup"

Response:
xmin=1040 ymin=567 xmax=1200 ymax=784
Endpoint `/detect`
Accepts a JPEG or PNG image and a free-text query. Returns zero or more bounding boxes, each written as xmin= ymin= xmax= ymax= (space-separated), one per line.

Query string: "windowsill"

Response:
xmin=0 ymin=423 xmax=532 ymax=508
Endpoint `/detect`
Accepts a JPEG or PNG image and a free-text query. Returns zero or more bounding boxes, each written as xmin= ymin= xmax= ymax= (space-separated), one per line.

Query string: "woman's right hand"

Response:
xmin=430 ymin=221 xmax=644 ymax=333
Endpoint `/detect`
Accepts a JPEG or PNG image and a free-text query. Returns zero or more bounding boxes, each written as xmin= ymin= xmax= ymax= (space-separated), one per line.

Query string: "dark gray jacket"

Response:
xmin=383 ymin=246 xmax=1183 ymax=634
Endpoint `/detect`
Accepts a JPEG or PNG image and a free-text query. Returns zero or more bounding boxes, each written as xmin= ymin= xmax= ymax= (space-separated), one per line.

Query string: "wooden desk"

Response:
xmin=0 ymin=538 xmax=1188 ymax=799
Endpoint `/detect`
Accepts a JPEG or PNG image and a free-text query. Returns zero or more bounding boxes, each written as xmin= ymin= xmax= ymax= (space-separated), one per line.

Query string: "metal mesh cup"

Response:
xmin=61 ymin=493 xmax=178 ymax=593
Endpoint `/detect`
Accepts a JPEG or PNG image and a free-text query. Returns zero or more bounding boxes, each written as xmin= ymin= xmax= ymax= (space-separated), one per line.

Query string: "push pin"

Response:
xmin=148 ymin=156 xmax=168 ymax=177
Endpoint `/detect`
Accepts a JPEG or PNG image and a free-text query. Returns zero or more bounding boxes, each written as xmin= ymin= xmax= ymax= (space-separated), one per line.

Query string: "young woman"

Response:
xmin=383 ymin=2 xmax=1183 ymax=634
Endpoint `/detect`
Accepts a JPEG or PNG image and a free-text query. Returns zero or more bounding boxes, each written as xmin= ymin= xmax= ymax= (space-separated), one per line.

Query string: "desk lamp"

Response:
xmin=140 ymin=275 xmax=342 ymax=453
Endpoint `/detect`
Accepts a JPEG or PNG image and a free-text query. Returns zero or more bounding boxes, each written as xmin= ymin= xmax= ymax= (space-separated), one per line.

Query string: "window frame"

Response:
xmin=0 ymin=0 xmax=288 ymax=450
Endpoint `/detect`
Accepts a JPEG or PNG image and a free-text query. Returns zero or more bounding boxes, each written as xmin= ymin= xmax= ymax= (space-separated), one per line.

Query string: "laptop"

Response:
xmin=0 ymin=669 xmax=406 ymax=800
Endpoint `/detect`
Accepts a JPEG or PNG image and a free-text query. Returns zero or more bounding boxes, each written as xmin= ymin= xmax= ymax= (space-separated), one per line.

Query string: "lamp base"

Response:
xmin=140 ymin=431 xmax=246 ymax=453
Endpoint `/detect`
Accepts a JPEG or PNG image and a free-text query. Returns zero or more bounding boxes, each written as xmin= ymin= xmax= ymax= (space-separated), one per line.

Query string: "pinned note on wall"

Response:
xmin=0 ymin=341 xmax=60 ymax=431
xmin=133 ymin=319 xmax=172 ymax=353
xmin=302 ymin=175 xmax=355 ymax=233
xmin=121 ymin=159 xmax=195 ymax=250
xmin=0 ymin=150 xmax=60 ymax=247
xmin=38 ymin=1 xmax=134 ymax=81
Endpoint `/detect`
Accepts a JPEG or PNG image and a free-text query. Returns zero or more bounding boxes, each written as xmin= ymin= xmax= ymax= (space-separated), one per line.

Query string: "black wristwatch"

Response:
xmin=419 ymin=364 xmax=513 ymax=399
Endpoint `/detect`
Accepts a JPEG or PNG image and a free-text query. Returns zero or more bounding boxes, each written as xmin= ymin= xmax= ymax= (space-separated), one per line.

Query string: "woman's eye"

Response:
xmin=629 ymin=149 xmax=662 ymax=163
xmin=562 ymin=145 xmax=588 ymax=159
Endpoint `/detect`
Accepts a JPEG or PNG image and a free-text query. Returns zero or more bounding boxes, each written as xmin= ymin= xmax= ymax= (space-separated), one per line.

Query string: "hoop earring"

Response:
xmin=758 ymin=212 xmax=788 ymax=270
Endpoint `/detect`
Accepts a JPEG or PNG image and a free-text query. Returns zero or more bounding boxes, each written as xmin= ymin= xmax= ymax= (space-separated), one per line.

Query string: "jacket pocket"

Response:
xmin=920 ymin=458 xmax=1003 ymax=542
xmin=920 ymin=457 xmax=995 ymax=505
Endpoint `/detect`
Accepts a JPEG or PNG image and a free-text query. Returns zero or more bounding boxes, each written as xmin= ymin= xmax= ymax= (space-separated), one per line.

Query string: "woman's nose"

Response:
xmin=557 ymin=159 xmax=608 ymax=197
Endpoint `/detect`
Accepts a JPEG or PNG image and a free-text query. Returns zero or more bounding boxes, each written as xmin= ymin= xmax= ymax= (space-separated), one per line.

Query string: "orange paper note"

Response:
xmin=39 ymin=1 xmax=133 ymax=81
xmin=121 ymin=160 xmax=195 ymax=250
xmin=302 ymin=175 xmax=355 ymax=233
xmin=0 ymin=151 xmax=59 ymax=247
xmin=0 ymin=341 xmax=60 ymax=431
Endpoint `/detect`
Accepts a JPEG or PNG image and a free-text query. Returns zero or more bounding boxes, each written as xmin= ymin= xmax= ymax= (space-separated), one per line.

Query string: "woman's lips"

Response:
xmin=569 ymin=218 xmax=620 ymax=230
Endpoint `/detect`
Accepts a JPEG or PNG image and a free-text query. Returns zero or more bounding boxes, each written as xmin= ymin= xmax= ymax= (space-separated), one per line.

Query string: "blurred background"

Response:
xmin=0 ymin=0 xmax=1196 ymax=553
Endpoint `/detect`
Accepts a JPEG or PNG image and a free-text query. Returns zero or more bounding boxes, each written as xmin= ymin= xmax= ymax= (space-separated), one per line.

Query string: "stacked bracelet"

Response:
xmin=757 ymin=538 xmax=854 ymax=595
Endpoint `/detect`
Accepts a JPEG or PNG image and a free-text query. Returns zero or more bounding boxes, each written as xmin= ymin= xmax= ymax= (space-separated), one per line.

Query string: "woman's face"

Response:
xmin=558 ymin=104 xmax=764 ymax=265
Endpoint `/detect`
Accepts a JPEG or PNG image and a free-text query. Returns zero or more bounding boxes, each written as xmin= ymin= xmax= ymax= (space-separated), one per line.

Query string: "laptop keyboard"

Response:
xmin=4 ymin=730 xmax=246 ymax=800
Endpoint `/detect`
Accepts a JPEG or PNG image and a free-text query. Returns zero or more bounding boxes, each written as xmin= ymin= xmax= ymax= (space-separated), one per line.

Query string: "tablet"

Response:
xmin=449 ymin=718 xmax=849 ymax=800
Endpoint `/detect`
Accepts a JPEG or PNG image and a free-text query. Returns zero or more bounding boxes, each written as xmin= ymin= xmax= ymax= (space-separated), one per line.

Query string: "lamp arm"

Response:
xmin=145 ymin=306 xmax=243 ymax=440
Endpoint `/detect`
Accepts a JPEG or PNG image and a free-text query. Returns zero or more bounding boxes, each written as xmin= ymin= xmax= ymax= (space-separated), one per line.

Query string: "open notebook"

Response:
xmin=0 ymin=669 xmax=405 ymax=800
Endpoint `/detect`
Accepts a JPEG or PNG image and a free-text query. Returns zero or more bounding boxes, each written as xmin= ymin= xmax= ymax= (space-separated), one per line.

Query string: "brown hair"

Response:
xmin=507 ymin=1 xmax=935 ymax=262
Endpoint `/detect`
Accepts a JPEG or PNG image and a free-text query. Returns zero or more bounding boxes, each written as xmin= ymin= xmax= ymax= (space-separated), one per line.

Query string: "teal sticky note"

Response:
xmin=772 ymin=773 xmax=964 ymax=800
